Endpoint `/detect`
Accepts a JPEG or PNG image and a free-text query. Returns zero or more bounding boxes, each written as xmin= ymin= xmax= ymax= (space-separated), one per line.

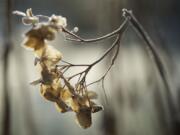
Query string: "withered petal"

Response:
xmin=75 ymin=107 xmax=92 ymax=129
xmin=55 ymin=99 xmax=70 ymax=113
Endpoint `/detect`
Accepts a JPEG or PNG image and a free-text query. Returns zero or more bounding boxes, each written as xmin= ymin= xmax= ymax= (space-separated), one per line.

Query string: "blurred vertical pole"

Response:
xmin=96 ymin=0 xmax=120 ymax=135
xmin=2 ymin=0 xmax=12 ymax=135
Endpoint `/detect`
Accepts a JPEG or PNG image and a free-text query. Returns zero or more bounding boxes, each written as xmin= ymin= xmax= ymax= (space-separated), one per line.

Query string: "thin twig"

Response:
xmin=123 ymin=9 xmax=177 ymax=135
xmin=62 ymin=18 xmax=128 ymax=43
xmin=67 ymin=36 xmax=120 ymax=81
xmin=87 ymin=34 xmax=121 ymax=87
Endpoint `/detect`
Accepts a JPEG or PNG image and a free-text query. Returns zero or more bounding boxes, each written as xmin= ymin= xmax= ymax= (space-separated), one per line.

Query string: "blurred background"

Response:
xmin=0 ymin=0 xmax=180 ymax=135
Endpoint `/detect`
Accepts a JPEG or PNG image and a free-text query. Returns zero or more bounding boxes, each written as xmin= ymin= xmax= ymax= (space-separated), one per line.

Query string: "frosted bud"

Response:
xmin=73 ymin=27 xmax=79 ymax=33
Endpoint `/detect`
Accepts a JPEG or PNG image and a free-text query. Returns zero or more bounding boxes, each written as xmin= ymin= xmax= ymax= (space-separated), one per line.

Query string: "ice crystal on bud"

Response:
xmin=73 ymin=27 xmax=79 ymax=33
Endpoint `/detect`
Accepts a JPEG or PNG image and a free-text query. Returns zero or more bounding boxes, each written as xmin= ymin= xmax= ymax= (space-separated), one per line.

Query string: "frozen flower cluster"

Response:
xmin=14 ymin=9 xmax=103 ymax=129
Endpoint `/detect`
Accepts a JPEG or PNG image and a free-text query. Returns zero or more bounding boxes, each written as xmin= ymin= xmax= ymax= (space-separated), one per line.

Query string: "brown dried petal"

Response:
xmin=22 ymin=36 xmax=45 ymax=50
xmin=40 ymin=84 xmax=59 ymax=102
xmin=60 ymin=89 xmax=72 ymax=101
xmin=25 ymin=24 xmax=57 ymax=41
xmin=55 ymin=99 xmax=70 ymax=113
xmin=75 ymin=107 xmax=92 ymax=129
xmin=40 ymin=66 xmax=54 ymax=85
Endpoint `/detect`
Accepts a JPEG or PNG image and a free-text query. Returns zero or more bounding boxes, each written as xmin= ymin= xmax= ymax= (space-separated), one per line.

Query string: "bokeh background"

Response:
xmin=0 ymin=0 xmax=180 ymax=135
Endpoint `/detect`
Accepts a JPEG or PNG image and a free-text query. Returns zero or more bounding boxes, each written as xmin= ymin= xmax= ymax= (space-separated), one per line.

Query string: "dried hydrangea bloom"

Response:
xmin=14 ymin=8 xmax=104 ymax=129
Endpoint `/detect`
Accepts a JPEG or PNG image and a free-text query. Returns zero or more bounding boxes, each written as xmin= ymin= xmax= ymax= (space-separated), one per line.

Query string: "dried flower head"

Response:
xmin=14 ymin=8 xmax=104 ymax=129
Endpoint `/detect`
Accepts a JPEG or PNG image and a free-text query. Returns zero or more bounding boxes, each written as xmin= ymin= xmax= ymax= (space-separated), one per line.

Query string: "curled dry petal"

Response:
xmin=22 ymin=16 xmax=39 ymax=25
xmin=26 ymin=8 xmax=33 ymax=17
xmin=12 ymin=10 xmax=26 ymax=16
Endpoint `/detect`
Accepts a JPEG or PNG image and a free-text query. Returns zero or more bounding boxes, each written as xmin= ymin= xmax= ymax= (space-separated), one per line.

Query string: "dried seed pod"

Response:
xmin=75 ymin=107 xmax=92 ymax=129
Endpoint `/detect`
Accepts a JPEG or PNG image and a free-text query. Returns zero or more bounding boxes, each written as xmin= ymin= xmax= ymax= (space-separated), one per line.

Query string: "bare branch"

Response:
xmin=62 ymin=18 xmax=128 ymax=43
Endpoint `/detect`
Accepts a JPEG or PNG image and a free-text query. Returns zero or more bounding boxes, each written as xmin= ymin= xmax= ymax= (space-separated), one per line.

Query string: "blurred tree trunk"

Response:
xmin=2 ymin=0 xmax=12 ymax=135
xmin=96 ymin=1 xmax=122 ymax=135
